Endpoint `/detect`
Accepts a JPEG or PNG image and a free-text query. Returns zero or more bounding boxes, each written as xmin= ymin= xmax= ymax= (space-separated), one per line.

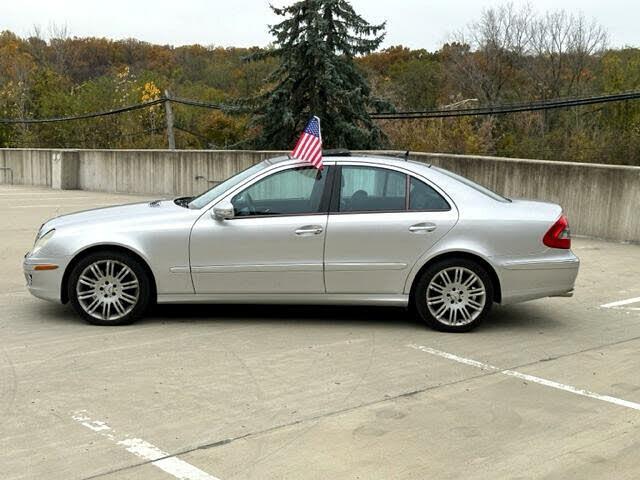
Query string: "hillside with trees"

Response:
xmin=1 ymin=3 xmax=639 ymax=165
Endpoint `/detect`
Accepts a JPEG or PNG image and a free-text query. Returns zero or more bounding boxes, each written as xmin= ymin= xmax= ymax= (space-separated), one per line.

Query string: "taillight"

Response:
xmin=543 ymin=214 xmax=571 ymax=249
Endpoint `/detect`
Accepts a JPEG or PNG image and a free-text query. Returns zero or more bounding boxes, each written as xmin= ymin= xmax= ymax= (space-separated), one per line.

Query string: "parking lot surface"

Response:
xmin=1 ymin=184 xmax=640 ymax=480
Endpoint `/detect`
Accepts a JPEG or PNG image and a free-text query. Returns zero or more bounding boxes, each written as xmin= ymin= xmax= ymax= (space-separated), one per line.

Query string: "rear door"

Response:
xmin=324 ymin=163 xmax=458 ymax=294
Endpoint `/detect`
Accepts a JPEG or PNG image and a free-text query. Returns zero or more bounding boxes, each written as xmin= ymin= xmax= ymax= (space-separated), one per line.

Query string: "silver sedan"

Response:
xmin=23 ymin=154 xmax=579 ymax=331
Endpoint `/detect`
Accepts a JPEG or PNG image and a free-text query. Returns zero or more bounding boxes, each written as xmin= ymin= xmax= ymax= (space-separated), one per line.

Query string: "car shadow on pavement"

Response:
xmin=143 ymin=301 xmax=563 ymax=333
xmin=146 ymin=303 xmax=425 ymax=330
xmin=35 ymin=300 xmax=563 ymax=332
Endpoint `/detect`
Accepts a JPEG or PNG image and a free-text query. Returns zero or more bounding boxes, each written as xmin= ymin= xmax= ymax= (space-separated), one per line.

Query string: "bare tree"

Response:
xmin=445 ymin=3 xmax=533 ymax=103
xmin=445 ymin=3 xmax=607 ymax=103
xmin=48 ymin=22 xmax=70 ymax=73
xmin=527 ymin=11 xmax=608 ymax=98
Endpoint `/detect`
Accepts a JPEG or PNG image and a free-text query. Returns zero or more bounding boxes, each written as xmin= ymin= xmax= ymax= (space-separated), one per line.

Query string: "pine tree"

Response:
xmin=249 ymin=0 xmax=392 ymax=149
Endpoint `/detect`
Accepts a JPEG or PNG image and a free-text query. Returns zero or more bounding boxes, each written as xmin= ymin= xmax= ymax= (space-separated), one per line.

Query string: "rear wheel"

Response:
xmin=413 ymin=258 xmax=493 ymax=332
xmin=68 ymin=251 xmax=151 ymax=326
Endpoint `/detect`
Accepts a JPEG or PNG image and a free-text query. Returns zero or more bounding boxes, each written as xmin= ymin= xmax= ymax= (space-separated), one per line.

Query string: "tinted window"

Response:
xmin=339 ymin=166 xmax=406 ymax=212
xmin=232 ymin=167 xmax=327 ymax=217
xmin=188 ymin=162 xmax=267 ymax=209
xmin=409 ymin=177 xmax=450 ymax=211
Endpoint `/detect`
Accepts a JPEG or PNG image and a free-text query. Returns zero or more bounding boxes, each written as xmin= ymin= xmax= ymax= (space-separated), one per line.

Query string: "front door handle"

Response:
xmin=409 ymin=222 xmax=437 ymax=233
xmin=295 ymin=225 xmax=324 ymax=236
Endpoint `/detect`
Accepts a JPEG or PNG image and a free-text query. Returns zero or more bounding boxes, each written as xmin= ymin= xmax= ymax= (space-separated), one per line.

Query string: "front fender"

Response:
xmin=49 ymin=225 xmax=194 ymax=296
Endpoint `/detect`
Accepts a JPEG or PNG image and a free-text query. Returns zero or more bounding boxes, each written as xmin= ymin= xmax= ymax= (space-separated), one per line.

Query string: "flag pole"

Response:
xmin=316 ymin=116 xmax=322 ymax=144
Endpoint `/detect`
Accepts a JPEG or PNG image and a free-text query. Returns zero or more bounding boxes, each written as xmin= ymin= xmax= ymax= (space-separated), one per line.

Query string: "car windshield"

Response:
xmin=188 ymin=161 xmax=270 ymax=209
xmin=432 ymin=166 xmax=511 ymax=202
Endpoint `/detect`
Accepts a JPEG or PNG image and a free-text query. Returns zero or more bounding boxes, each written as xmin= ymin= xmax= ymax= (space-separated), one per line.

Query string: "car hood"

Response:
xmin=41 ymin=200 xmax=192 ymax=231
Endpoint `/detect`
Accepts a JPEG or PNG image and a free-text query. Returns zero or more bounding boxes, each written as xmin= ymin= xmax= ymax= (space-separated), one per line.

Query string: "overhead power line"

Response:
xmin=169 ymin=96 xmax=233 ymax=111
xmin=371 ymin=91 xmax=640 ymax=119
xmin=0 ymin=98 xmax=165 ymax=124
xmin=0 ymin=91 xmax=639 ymax=125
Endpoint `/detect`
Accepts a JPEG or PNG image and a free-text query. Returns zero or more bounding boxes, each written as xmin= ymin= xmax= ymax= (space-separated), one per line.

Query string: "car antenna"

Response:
xmin=404 ymin=150 xmax=410 ymax=161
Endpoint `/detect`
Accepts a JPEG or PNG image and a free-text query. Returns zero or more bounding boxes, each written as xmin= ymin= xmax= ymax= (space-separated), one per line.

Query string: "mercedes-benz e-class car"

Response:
xmin=23 ymin=153 xmax=579 ymax=332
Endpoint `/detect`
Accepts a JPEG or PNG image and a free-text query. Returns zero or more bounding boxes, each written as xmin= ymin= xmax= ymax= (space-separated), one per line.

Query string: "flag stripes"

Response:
xmin=291 ymin=116 xmax=323 ymax=170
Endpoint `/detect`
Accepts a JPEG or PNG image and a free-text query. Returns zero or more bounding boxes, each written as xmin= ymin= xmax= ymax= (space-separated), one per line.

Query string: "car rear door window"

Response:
xmin=232 ymin=167 xmax=327 ymax=216
xmin=339 ymin=166 xmax=406 ymax=212
xmin=409 ymin=177 xmax=450 ymax=211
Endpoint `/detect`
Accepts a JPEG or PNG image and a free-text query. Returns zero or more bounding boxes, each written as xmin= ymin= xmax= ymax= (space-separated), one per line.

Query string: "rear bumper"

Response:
xmin=494 ymin=251 xmax=580 ymax=305
xmin=23 ymin=253 xmax=70 ymax=303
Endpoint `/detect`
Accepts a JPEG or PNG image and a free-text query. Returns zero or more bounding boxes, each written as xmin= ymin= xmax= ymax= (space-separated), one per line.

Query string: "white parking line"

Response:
xmin=601 ymin=296 xmax=640 ymax=309
xmin=408 ymin=344 xmax=640 ymax=412
xmin=72 ymin=411 xmax=221 ymax=480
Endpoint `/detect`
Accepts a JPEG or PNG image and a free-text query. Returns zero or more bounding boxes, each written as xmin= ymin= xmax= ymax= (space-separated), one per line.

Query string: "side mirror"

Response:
xmin=212 ymin=202 xmax=235 ymax=220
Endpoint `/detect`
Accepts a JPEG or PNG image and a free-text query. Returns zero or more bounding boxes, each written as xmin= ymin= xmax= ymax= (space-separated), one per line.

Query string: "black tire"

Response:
xmin=413 ymin=258 xmax=493 ymax=332
xmin=68 ymin=250 xmax=152 ymax=326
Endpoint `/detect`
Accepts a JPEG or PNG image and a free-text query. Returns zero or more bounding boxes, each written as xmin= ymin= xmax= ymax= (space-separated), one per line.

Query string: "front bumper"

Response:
xmin=23 ymin=253 xmax=71 ymax=303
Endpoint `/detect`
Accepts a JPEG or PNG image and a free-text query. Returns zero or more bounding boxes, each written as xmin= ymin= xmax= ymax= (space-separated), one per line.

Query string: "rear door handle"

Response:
xmin=295 ymin=225 xmax=324 ymax=236
xmin=409 ymin=222 xmax=437 ymax=233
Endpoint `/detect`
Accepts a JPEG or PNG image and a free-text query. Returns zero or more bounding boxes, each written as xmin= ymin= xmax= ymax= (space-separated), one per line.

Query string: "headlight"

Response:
xmin=32 ymin=229 xmax=55 ymax=254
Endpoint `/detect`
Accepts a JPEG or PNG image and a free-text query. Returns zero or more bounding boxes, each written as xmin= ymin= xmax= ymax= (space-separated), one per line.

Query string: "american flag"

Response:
xmin=291 ymin=116 xmax=323 ymax=170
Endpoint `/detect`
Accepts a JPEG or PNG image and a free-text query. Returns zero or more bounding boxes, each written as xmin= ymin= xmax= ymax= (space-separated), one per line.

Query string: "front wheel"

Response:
xmin=68 ymin=251 xmax=151 ymax=326
xmin=413 ymin=259 xmax=493 ymax=332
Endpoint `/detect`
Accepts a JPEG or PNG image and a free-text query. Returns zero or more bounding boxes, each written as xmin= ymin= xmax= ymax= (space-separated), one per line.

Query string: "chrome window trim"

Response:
xmin=224 ymin=212 xmax=329 ymax=220
xmin=196 ymin=159 xmax=457 ymax=220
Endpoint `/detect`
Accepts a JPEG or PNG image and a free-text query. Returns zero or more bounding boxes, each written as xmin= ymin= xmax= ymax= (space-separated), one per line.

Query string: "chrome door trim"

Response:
xmin=325 ymin=262 xmax=408 ymax=271
xmin=501 ymin=258 xmax=581 ymax=270
xmin=169 ymin=266 xmax=190 ymax=274
xmin=191 ymin=263 xmax=323 ymax=273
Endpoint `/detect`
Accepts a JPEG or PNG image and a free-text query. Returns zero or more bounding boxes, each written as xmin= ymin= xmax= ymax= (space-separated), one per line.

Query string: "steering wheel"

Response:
xmin=232 ymin=191 xmax=257 ymax=216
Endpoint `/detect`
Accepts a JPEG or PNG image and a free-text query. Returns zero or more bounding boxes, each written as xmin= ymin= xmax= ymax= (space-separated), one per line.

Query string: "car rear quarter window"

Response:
xmin=409 ymin=177 xmax=450 ymax=211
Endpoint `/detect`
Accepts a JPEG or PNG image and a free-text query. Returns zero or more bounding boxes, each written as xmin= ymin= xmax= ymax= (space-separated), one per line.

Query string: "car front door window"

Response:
xmin=232 ymin=167 xmax=328 ymax=217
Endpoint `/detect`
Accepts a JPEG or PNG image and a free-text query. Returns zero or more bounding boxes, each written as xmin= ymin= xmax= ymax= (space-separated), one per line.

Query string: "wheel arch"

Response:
xmin=408 ymin=251 xmax=502 ymax=304
xmin=61 ymin=244 xmax=157 ymax=304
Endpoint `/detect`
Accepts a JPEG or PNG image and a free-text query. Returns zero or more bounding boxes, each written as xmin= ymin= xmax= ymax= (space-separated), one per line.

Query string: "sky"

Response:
xmin=1 ymin=0 xmax=638 ymax=51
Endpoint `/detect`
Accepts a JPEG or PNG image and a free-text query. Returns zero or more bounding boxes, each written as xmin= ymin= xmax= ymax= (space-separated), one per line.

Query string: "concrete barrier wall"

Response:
xmin=0 ymin=149 xmax=52 ymax=186
xmin=0 ymin=148 xmax=638 ymax=243
xmin=76 ymin=150 xmax=280 ymax=196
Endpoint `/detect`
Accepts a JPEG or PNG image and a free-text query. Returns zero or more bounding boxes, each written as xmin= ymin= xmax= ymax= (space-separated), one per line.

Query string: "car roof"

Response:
xmin=266 ymin=154 xmax=432 ymax=172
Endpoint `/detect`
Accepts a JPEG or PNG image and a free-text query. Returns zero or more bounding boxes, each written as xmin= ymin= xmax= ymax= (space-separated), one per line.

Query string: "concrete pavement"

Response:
xmin=1 ymin=184 xmax=639 ymax=479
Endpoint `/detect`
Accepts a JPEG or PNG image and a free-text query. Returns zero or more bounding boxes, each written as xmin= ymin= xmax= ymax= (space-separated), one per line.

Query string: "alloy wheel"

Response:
xmin=426 ymin=266 xmax=486 ymax=326
xmin=76 ymin=259 xmax=140 ymax=321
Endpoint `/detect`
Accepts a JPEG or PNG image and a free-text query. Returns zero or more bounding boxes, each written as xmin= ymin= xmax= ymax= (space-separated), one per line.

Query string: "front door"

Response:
xmin=190 ymin=165 xmax=331 ymax=294
xmin=324 ymin=164 xmax=458 ymax=294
